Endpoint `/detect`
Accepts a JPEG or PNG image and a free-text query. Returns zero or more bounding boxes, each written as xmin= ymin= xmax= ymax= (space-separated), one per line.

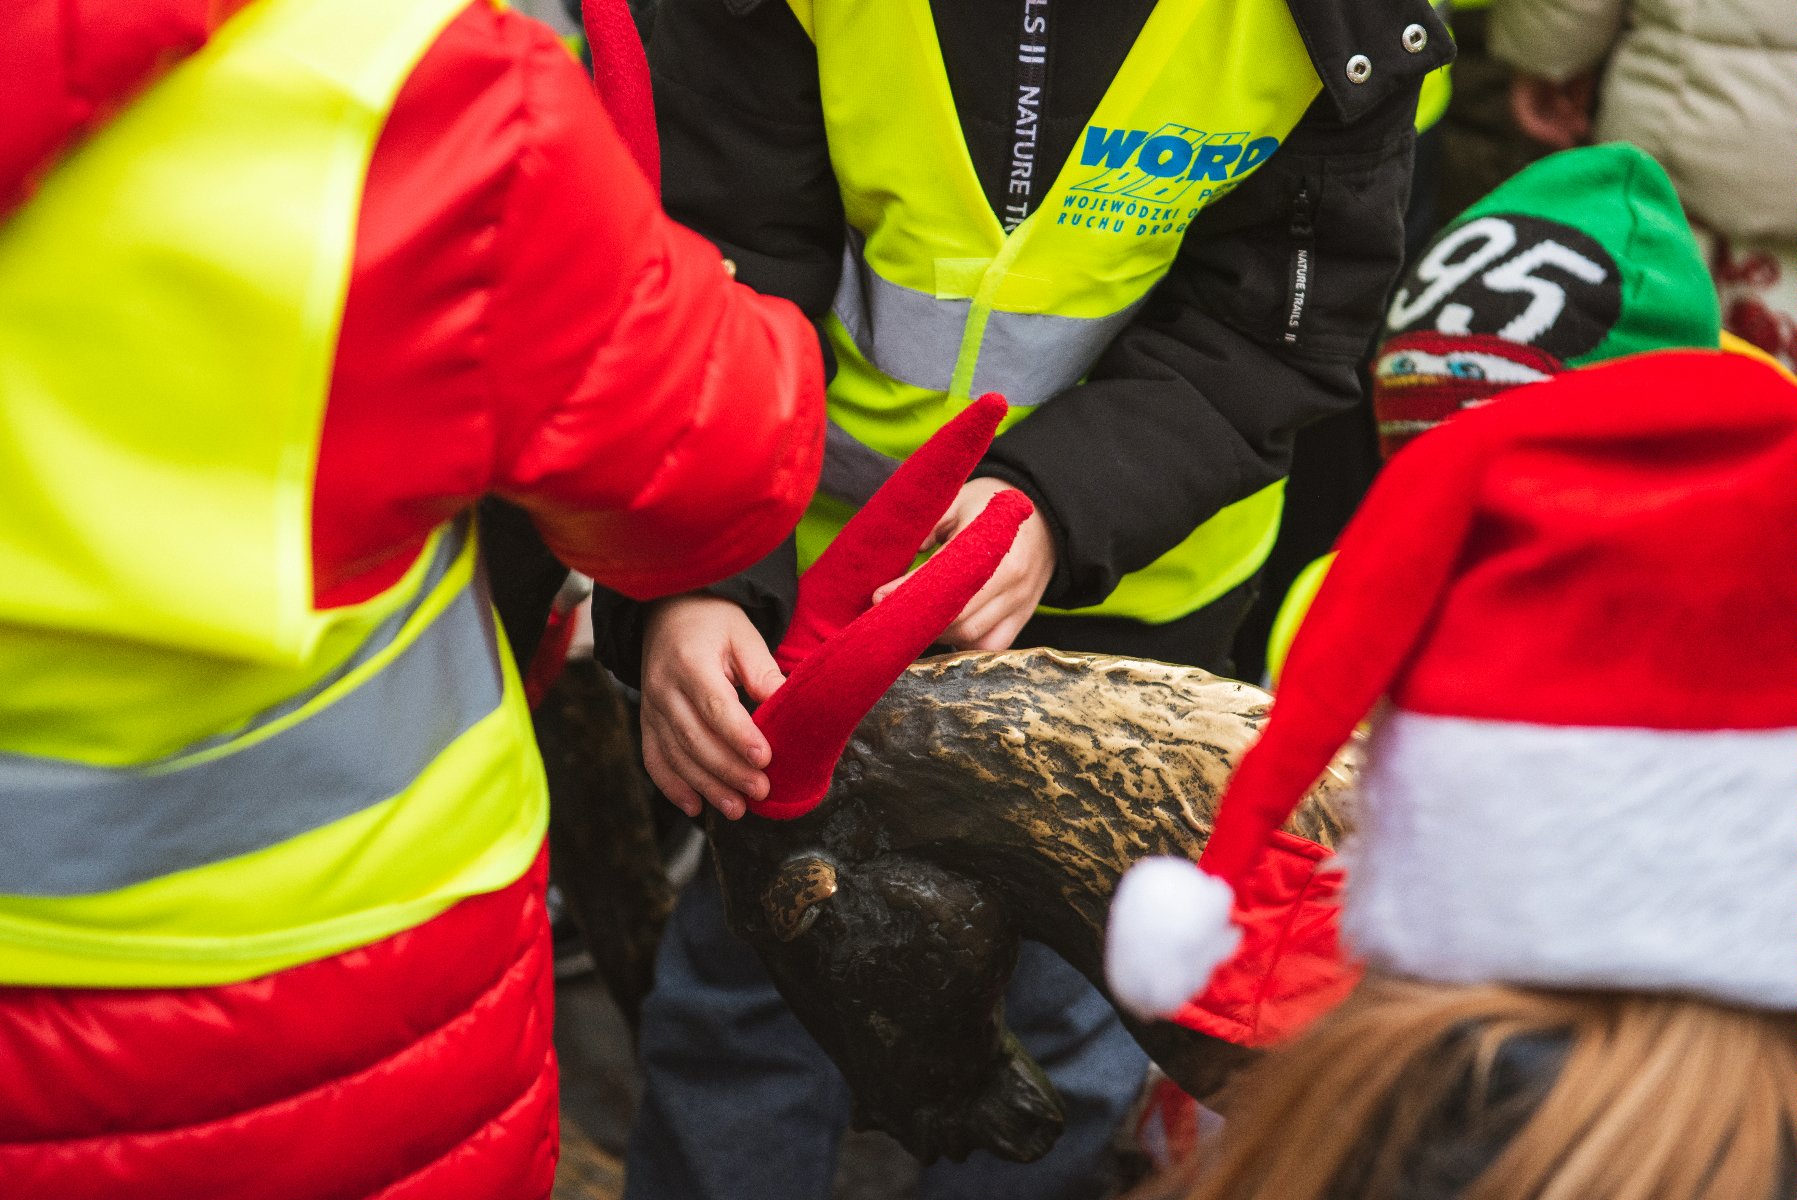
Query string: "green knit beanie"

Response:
xmin=1373 ymin=144 xmax=1720 ymax=456
xmin=1385 ymin=142 xmax=1720 ymax=365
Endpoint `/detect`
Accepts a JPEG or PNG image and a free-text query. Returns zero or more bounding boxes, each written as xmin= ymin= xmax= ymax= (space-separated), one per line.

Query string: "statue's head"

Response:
xmin=713 ymin=819 xmax=1063 ymax=1163
xmin=712 ymin=634 xmax=1359 ymax=1161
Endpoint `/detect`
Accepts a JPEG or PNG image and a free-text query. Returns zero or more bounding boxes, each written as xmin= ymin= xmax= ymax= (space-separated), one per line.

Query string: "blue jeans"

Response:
xmin=623 ymin=867 xmax=1148 ymax=1200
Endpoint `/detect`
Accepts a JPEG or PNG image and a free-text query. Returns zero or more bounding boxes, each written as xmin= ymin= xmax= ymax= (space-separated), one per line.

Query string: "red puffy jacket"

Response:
xmin=0 ymin=4 xmax=823 ymax=1197
xmin=1 ymin=0 xmax=825 ymax=609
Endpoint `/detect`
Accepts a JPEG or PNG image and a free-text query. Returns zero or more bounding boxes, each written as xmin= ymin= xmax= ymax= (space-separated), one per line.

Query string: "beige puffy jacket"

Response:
xmin=1490 ymin=0 xmax=1797 ymax=242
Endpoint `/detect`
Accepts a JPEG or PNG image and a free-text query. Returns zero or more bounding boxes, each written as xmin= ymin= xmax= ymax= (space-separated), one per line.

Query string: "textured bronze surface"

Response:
xmin=709 ymin=649 xmax=1357 ymax=1166
xmin=763 ymin=855 xmax=841 ymax=942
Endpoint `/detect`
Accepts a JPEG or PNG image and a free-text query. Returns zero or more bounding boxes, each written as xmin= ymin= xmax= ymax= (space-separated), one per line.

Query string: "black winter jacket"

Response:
xmin=595 ymin=0 xmax=1451 ymax=680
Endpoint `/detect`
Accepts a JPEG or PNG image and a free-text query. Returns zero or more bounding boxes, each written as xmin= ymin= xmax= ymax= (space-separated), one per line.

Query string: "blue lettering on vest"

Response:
xmin=1066 ymin=126 xmax=1285 ymax=235
xmin=1136 ymin=134 xmax=1194 ymax=179
xmin=1080 ymin=126 xmax=1149 ymax=169
xmin=1187 ymin=142 xmax=1242 ymax=181
xmin=1234 ymin=136 xmax=1279 ymax=177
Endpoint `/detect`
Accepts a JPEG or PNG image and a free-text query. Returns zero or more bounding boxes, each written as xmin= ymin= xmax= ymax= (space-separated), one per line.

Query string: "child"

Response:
xmin=1110 ymin=328 xmax=1797 ymax=1200
xmin=1492 ymin=0 xmax=1797 ymax=370
xmin=1264 ymin=141 xmax=1725 ymax=684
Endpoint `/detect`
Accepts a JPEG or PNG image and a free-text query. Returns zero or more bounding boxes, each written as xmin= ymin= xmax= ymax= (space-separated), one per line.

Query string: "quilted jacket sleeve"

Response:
xmin=482 ymin=20 xmax=826 ymax=601
xmin=1 ymin=0 xmax=255 ymax=214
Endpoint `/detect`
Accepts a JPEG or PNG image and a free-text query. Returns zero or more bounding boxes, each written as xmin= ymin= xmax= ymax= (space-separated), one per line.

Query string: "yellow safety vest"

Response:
xmin=791 ymin=0 xmax=1322 ymax=624
xmin=0 ymin=0 xmax=547 ymax=987
xmin=1415 ymin=0 xmax=1455 ymax=133
xmin=1417 ymin=63 xmax=1452 ymax=134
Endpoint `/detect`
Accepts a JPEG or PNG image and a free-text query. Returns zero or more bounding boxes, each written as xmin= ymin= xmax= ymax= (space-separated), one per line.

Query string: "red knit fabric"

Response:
xmin=0 ymin=850 xmax=558 ymax=1200
xmin=1372 ymin=331 xmax=1564 ymax=457
xmin=580 ymin=0 xmax=659 ymax=189
xmin=776 ymin=394 xmax=1009 ymax=674
xmin=750 ymin=393 xmax=1020 ymax=820
xmin=753 ymin=488 xmax=1034 ymax=820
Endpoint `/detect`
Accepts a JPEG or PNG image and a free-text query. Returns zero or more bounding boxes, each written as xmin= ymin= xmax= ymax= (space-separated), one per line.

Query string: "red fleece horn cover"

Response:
xmin=581 ymin=0 xmax=659 ymax=189
xmin=775 ymin=394 xmax=1009 ymax=674
xmin=750 ymin=488 xmax=1033 ymax=820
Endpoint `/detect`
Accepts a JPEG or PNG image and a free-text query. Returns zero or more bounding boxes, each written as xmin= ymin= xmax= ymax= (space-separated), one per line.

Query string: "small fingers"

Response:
xmin=726 ymin=636 xmax=787 ymax=714
xmin=870 ymin=573 xmax=909 ymax=607
xmin=943 ymin=586 xmax=1032 ymax=651
xmin=941 ymin=566 xmax=1014 ymax=636
xmin=920 ymin=498 xmax=967 ymax=555
xmin=971 ymin=608 xmax=1032 ymax=652
xmin=642 ymin=728 xmax=703 ymax=818
xmin=658 ymin=729 xmax=753 ymax=820
xmin=644 ymin=685 xmax=763 ymax=817
xmin=941 ymin=600 xmax=999 ymax=650
xmin=693 ymin=683 xmax=772 ymax=774
xmin=664 ymin=689 xmax=769 ymax=804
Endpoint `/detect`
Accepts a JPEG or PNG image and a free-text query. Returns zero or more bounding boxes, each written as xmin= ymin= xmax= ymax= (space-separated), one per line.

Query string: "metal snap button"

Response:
xmin=1402 ymin=23 xmax=1429 ymax=52
xmin=1346 ymin=54 xmax=1373 ymax=84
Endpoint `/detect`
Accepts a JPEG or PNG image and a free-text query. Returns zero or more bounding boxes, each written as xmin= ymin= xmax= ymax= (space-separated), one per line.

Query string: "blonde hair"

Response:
xmin=1143 ymin=975 xmax=1797 ymax=1200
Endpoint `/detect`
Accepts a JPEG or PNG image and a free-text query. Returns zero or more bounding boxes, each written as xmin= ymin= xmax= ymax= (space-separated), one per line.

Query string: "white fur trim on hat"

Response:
xmin=1344 ymin=711 xmax=1797 ymax=1009
xmin=1105 ymin=856 xmax=1241 ymax=1021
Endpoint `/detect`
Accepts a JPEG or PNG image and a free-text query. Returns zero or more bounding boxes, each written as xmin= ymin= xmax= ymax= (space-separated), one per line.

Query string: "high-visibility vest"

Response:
xmin=1417 ymin=63 xmax=1452 ymax=135
xmin=0 ymin=0 xmax=547 ymax=987
xmin=790 ymin=0 xmax=1321 ymax=623
xmin=1415 ymin=0 xmax=1455 ymax=133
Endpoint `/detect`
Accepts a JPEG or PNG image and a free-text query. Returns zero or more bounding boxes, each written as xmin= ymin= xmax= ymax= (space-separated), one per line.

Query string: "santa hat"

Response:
xmin=1108 ymin=349 xmax=1797 ymax=1019
xmin=749 ymin=394 xmax=1031 ymax=819
xmin=1374 ymin=143 xmax=1720 ymax=457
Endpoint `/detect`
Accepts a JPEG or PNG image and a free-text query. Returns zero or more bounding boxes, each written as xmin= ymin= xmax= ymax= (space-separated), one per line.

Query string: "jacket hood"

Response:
xmin=2 ymin=0 xmax=253 ymax=217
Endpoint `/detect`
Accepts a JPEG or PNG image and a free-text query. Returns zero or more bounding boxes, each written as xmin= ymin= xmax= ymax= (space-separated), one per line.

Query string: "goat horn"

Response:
xmin=774 ymin=394 xmax=1009 ymax=674
xmin=750 ymin=488 xmax=1034 ymax=820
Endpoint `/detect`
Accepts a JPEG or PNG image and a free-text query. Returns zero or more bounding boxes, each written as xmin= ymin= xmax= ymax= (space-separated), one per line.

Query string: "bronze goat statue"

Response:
xmin=553 ymin=400 xmax=1355 ymax=1164
xmin=706 ymin=647 xmax=1356 ymax=1164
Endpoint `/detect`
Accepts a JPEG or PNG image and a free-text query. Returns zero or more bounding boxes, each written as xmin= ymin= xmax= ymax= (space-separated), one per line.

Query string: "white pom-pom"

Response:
xmin=1104 ymin=856 xmax=1242 ymax=1021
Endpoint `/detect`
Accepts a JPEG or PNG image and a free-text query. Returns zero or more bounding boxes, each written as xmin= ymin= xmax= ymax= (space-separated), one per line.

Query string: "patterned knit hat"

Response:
xmin=1373 ymin=144 xmax=1719 ymax=456
xmin=1108 ymin=349 xmax=1797 ymax=1019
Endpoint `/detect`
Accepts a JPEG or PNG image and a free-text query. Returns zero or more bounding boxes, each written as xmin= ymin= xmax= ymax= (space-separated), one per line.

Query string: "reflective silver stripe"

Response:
xmin=967 ymin=300 xmax=1144 ymax=406
xmin=818 ymin=421 xmax=901 ymax=507
xmin=832 ymin=231 xmax=969 ymax=395
xmin=831 ymin=229 xmax=1145 ymax=407
xmin=0 ymin=528 xmax=504 ymax=897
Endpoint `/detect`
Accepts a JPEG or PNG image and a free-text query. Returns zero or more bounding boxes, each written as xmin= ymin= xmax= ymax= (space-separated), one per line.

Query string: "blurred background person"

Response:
xmin=1493 ymin=0 xmax=1797 ymax=369
xmin=1114 ymin=342 xmax=1797 ymax=1200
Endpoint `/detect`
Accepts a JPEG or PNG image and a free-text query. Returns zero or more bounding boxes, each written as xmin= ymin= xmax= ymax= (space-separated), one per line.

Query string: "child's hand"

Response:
xmin=871 ymin=477 xmax=1055 ymax=652
xmin=1509 ymin=72 xmax=1595 ymax=150
xmin=640 ymin=594 xmax=785 ymax=820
